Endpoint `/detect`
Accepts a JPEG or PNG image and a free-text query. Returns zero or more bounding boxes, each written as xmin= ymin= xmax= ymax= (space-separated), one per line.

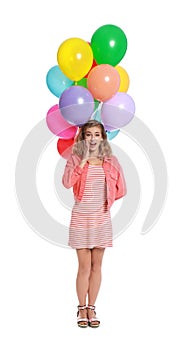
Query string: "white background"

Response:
xmin=1 ymin=0 xmax=184 ymax=349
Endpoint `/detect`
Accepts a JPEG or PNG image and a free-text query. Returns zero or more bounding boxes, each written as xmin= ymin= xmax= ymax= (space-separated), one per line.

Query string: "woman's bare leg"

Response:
xmin=76 ymin=248 xmax=91 ymax=307
xmin=88 ymin=248 xmax=105 ymax=306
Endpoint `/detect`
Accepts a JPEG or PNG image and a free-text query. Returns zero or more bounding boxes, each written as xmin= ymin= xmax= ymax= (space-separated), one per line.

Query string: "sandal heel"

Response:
xmin=77 ymin=305 xmax=88 ymax=328
xmin=87 ymin=305 xmax=100 ymax=328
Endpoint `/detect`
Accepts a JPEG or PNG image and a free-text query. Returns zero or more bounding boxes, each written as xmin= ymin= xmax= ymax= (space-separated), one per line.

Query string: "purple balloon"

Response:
xmin=101 ymin=92 xmax=135 ymax=131
xmin=59 ymin=86 xmax=94 ymax=126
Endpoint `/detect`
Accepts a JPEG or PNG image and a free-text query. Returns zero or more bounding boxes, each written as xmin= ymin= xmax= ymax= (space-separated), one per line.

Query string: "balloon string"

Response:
xmin=90 ymin=101 xmax=103 ymax=120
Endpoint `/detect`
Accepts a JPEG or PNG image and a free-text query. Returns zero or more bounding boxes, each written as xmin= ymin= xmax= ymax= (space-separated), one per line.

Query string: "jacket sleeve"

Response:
xmin=116 ymin=165 xmax=127 ymax=199
xmin=62 ymin=154 xmax=83 ymax=188
xmin=113 ymin=156 xmax=127 ymax=199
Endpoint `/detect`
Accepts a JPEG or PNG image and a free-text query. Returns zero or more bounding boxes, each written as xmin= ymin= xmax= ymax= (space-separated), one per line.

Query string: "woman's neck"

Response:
xmin=88 ymin=152 xmax=103 ymax=165
xmin=89 ymin=150 xmax=99 ymax=158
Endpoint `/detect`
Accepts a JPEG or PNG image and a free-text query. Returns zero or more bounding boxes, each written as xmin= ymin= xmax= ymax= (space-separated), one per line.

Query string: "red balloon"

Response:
xmin=84 ymin=42 xmax=98 ymax=78
xmin=57 ymin=138 xmax=74 ymax=159
xmin=84 ymin=58 xmax=97 ymax=78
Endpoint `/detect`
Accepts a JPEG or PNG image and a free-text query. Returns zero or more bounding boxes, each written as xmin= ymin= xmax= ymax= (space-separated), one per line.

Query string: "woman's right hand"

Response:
xmin=82 ymin=140 xmax=90 ymax=160
xmin=79 ymin=140 xmax=90 ymax=168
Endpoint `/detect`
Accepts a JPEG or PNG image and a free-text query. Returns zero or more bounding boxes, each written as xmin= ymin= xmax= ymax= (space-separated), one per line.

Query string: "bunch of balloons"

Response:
xmin=46 ymin=24 xmax=135 ymax=158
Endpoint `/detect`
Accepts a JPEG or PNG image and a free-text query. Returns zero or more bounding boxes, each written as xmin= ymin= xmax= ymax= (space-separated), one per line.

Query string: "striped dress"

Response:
xmin=68 ymin=165 xmax=113 ymax=249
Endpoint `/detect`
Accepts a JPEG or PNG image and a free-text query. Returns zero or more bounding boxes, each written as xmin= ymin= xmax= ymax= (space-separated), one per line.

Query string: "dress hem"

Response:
xmin=68 ymin=244 xmax=113 ymax=249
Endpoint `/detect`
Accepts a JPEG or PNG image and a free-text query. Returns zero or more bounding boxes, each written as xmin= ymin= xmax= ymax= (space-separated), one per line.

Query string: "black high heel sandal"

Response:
xmin=87 ymin=305 xmax=100 ymax=328
xmin=77 ymin=305 xmax=88 ymax=328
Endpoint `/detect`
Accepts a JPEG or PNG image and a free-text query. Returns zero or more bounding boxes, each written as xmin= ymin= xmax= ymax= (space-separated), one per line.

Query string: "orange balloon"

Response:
xmin=87 ymin=64 xmax=120 ymax=102
xmin=115 ymin=66 xmax=130 ymax=92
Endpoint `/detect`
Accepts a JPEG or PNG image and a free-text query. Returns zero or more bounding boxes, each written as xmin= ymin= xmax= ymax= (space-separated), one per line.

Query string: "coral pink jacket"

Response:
xmin=62 ymin=153 xmax=127 ymax=209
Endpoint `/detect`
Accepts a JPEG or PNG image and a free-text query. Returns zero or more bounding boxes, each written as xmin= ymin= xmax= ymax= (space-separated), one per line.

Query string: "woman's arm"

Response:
xmin=116 ymin=165 xmax=127 ymax=199
xmin=62 ymin=154 xmax=84 ymax=188
xmin=62 ymin=140 xmax=90 ymax=188
xmin=112 ymin=156 xmax=127 ymax=199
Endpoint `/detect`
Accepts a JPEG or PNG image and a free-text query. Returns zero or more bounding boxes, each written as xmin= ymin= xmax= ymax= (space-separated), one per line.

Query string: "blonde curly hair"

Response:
xmin=72 ymin=120 xmax=112 ymax=158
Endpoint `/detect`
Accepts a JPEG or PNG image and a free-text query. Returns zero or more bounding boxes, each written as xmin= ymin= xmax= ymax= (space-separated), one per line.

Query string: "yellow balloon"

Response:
xmin=57 ymin=38 xmax=93 ymax=81
xmin=115 ymin=66 xmax=130 ymax=92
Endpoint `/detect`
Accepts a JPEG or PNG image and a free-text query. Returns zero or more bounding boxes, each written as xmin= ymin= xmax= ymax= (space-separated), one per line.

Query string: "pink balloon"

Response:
xmin=87 ymin=64 xmax=120 ymax=102
xmin=46 ymin=105 xmax=78 ymax=139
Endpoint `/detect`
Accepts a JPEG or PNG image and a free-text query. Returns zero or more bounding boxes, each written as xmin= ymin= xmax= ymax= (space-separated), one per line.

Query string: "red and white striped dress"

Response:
xmin=68 ymin=165 xmax=113 ymax=249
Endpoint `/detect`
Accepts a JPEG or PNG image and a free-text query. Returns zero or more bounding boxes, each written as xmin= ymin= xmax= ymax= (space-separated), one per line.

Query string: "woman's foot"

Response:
xmin=77 ymin=305 xmax=88 ymax=328
xmin=87 ymin=305 xmax=100 ymax=328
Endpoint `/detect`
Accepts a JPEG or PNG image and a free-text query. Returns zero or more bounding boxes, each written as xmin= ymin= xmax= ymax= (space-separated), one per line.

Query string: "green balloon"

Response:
xmin=94 ymin=99 xmax=100 ymax=109
xmin=73 ymin=77 xmax=87 ymax=88
xmin=91 ymin=24 xmax=127 ymax=66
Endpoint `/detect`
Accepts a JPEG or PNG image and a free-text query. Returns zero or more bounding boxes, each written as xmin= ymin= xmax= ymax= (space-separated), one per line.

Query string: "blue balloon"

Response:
xmin=107 ymin=129 xmax=120 ymax=140
xmin=46 ymin=65 xmax=73 ymax=98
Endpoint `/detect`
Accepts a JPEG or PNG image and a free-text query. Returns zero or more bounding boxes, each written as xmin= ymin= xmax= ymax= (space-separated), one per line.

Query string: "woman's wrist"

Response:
xmin=79 ymin=159 xmax=88 ymax=168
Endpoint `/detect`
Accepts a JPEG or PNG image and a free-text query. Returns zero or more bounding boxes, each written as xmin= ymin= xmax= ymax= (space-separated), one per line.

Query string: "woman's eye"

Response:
xmin=85 ymin=133 xmax=100 ymax=137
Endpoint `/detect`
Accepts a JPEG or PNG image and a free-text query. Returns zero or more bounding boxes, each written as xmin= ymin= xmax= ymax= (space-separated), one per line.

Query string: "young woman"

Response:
xmin=62 ymin=120 xmax=127 ymax=328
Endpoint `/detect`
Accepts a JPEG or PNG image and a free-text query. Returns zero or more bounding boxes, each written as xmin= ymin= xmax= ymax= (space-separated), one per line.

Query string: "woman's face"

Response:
xmin=84 ymin=126 xmax=103 ymax=153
